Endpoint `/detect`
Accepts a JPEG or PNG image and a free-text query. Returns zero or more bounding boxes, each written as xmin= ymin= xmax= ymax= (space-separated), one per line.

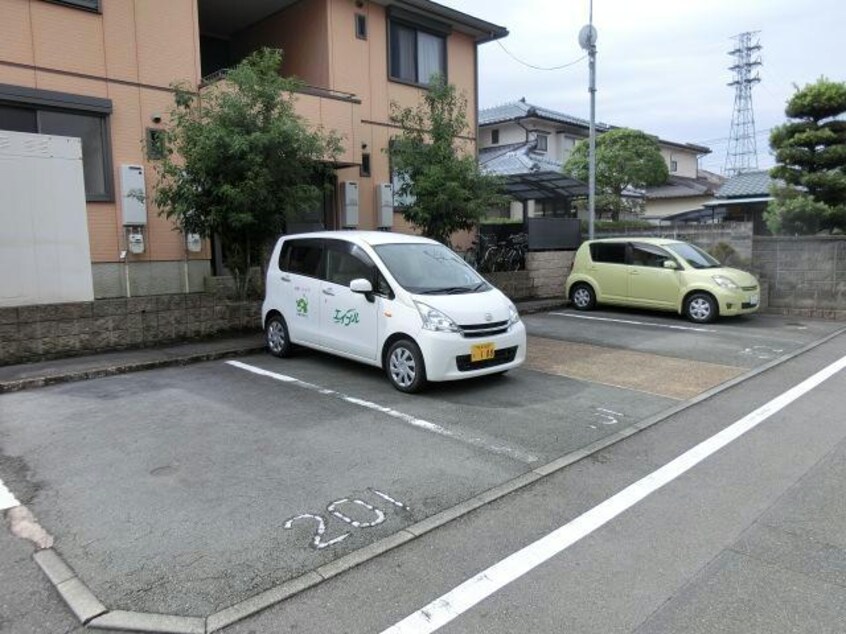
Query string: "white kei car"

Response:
xmin=262 ymin=231 xmax=527 ymax=392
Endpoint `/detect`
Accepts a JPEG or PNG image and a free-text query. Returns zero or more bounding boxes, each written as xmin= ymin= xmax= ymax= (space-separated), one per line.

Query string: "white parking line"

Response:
xmin=381 ymin=353 xmax=846 ymax=634
xmin=225 ymin=360 xmax=538 ymax=464
xmin=549 ymin=312 xmax=717 ymax=333
xmin=0 ymin=478 xmax=20 ymax=511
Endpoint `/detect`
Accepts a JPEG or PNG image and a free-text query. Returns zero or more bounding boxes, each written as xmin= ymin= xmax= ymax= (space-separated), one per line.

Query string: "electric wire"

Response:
xmin=495 ymin=40 xmax=586 ymax=71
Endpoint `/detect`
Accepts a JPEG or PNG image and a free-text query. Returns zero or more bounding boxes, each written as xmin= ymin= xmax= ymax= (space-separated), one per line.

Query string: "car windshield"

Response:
xmin=373 ymin=243 xmax=490 ymax=294
xmin=666 ymin=243 xmax=721 ymax=269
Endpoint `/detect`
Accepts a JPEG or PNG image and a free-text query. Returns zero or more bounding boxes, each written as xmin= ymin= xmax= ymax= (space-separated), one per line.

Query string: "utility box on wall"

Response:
xmin=376 ymin=183 xmax=394 ymax=228
xmin=120 ymin=164 xmax=147 ymax=225
xmin=340 ymin=181 xmax=359 ymax=228
xmin=0 ymin=130 xmax=94 ymax=306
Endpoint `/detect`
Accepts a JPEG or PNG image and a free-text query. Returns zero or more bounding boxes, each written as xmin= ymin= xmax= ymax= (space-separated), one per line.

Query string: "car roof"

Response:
xmin=281 ymin=230 xmax=437 ymax=248
xmin=586 ymin=237 xmax=685 ymax=247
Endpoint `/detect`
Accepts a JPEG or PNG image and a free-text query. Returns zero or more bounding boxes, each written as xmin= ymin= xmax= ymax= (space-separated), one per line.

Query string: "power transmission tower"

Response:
xmin=724 ymin=31 xmax=762 ymax=176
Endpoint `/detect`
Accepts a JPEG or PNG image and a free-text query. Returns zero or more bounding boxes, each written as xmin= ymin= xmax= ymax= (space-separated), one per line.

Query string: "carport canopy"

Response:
xmin=503 ymin=171 xmax=589 ymax=201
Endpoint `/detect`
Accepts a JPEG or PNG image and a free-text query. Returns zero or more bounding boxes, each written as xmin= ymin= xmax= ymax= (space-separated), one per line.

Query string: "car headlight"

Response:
xmin=415 ymin=302 xmax=461 ymax=333
xmin=508 ymin=303 xmax=521 ymax=326
xmin=712 ymin=275 xmax=739 ymax=290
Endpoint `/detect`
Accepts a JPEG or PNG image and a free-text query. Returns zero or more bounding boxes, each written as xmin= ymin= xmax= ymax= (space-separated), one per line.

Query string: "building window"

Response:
xmin=360 ymin=152 xmax=371 ymax=177
xmin=355 ymin=13 xmax=367 ymax=40
xmin=491 ymin=129 xmax=499 ymax=145
xmin=42 ymin=0 xmax=101 ymax=12
xmin=0 ymin=94 xmax=113 ymax=201
xmin=535 ymin=133 xmax=548 ymax=153
xmin=146 ymin=128 xmax=166 ymax=160
xmin=389 ymin=20 xmax=446 ymax=86
xmin=670 ymin=159 xmax=678 ymax=173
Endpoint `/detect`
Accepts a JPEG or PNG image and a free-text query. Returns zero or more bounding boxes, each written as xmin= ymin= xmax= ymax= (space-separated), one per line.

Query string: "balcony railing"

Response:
xmin=199 ymin=69 xmax=361 ymax=166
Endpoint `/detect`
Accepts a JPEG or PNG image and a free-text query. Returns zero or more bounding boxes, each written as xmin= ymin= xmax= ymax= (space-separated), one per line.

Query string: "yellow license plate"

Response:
xmin=471 ymin=343 xmax=496 ymax=362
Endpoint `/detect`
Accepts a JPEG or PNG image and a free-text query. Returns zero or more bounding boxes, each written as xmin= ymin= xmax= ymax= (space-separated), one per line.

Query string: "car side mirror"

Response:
xmin=663 ymin=260 xmax=679 ymax=270
xmin=350 ymin=278 xmax=375 ymax=302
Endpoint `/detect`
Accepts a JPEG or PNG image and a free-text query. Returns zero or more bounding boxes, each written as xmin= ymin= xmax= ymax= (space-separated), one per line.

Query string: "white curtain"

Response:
xmin=417 ymin=31 xmax=444 ymax=85
xmin=394 ymin=24 xmax=417 ymax=82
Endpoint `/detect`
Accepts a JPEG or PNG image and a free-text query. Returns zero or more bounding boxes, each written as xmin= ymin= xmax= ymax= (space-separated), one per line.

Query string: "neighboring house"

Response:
xmin=0 ymin=0 xmax=506 ymax=304
xmin=704 ymin=170 xmax=775 ymax=234
xmin=478 ymin=98 xmax=712 ymax=221
xmin=642 ymin=170 xmax=725 ymax=223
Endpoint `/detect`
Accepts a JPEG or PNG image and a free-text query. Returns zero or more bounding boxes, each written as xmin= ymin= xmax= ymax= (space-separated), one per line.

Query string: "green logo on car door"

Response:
xmin=333 ymin=308 xmax=360 ymax=326
xmin=296 ymin=297 xmax=308 ymax=316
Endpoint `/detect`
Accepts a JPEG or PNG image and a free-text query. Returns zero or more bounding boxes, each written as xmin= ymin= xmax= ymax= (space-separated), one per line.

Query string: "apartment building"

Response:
xmin=0 ymin=0 xmax=507 ymax=303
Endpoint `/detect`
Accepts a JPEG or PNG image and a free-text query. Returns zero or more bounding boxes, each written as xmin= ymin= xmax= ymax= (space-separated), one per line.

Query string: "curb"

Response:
xmin=0 ymin=345 xmax=265 ymax=394
xmin=22 ymin=325 xmax=846 ymax=632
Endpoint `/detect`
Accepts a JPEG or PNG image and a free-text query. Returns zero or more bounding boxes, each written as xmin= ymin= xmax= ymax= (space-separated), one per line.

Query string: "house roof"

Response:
xmin=645 ymin=173 xmax=725 ymax=200
xmin=479 ymin=141 xmax=564 ymax=176
xmin=716 ymin=170 xmax=775 ymax=199
xmin=479 ymin=99 xmax=711 ymax=155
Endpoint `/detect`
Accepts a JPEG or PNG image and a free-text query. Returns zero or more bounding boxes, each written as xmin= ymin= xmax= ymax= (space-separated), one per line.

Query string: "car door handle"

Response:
xmin=630 ymin=270 xmax=639 ymax=275
xmin=322 ymin=288 xmax=335 ymax=296
xmin=280 ymin=275 xmax=291 ymax=282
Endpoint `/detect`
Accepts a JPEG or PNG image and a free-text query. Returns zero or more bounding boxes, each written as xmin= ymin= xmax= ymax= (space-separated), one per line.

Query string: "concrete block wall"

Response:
xmin=0 ymin=294 xmax=261 ymax=365
xmin=596 ymin=222 xmax=754 ymax=264
xmin=752 ymin=236 xmax=846 ymax=320
xmin=486 ymin=251 xmax=573 ymax=302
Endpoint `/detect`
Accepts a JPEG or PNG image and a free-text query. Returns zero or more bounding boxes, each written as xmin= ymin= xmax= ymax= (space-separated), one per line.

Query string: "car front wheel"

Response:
xmin=386 ymin=339 xmax=427 ymax=393
xmin=685 ymin=293 xmax=718 ymax=323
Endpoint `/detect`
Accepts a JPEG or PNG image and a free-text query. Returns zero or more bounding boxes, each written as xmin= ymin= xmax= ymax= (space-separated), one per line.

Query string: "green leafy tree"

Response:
xmin=389 ymin=75 xmax=507 ymax=245
xmin=153 ymin=49 xmax=342 ymax=298
xmin=565 ymin=128 xmax=669 ymax=221
xmin=766 ymin=77 xmax=846 ymax=234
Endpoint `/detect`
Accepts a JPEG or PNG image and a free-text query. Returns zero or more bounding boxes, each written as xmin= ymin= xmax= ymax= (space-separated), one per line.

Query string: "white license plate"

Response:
xmin=749 ymin=294 xmax=759 ymax=306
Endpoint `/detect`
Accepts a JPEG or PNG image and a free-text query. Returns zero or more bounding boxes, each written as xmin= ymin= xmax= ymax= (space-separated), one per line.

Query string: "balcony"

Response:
xmin=200 ymin=71 xmax=361 ymax=167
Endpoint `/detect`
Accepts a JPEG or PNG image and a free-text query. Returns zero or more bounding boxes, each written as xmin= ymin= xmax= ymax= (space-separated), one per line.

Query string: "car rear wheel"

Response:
xmin=386 ymin=339 xmax=427 ymax=393
xmin=570 ymin=283 xmax=596 ymax=310
xmin=685 ymin=292 xmax=718 ymax=323
xmin=266 ymin=314 xmax=293 ymax=358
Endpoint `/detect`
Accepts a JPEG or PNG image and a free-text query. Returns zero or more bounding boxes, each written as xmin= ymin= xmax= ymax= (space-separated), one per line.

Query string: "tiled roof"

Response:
xmin=479 ymin=141 xmax=564 ymax=176
xmin=645 ymin=174 xmax=725 ymax=200
xmin=479 ymin=100 xmax=609 ymax=131
xmin=716 ymin=170 xmax=775 ymax=199
xmin=479 ymin=100 xmax=710 ymax=154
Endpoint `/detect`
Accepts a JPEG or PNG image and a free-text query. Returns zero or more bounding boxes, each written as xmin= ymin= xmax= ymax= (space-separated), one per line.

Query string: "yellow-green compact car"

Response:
xmin=565 ymin=238 xmax=760 ymax=323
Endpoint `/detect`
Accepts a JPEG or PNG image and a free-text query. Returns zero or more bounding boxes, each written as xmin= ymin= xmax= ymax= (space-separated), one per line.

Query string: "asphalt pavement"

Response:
xmin=1 ymin=306 xmax=844 ymax=633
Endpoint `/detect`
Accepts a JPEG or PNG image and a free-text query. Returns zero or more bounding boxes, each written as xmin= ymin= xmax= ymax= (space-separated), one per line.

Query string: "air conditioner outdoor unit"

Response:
xmin=376 ymin=183 xmax=393 ymax=228
xmin=340 ymin=181 xmax=359 ymax=227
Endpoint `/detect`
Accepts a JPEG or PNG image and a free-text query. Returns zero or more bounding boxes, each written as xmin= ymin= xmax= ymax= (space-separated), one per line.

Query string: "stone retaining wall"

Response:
xmin=485 ymin=251 xmax=574 ymax=302
xmin=752 ymin=236 xmax=846 ymax=320
xmin=0 ymin=294 xmax=262 ymax=365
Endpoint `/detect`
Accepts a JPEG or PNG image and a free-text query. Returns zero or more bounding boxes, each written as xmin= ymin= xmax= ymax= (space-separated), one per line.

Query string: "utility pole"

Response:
xmin=724 ymin=31 xmax=762 ymax=176
xmin=579 ymin=1 xmax=598 ymax=239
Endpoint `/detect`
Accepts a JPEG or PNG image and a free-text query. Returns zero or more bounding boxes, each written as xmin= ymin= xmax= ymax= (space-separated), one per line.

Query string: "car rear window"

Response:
xmin=589 ymin=242 xmax=627 ymax=264
xmin=281 ymin=240 xmax=323 ymax=278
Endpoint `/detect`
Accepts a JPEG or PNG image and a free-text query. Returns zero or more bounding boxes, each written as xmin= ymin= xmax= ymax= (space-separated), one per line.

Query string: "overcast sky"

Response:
xmin=439 ymin=0 xmax=845 ymax=173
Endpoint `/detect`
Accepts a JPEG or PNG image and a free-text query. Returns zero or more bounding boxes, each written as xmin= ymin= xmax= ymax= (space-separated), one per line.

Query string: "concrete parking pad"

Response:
xmin=526 ymin=336 xmax=743 ymax=399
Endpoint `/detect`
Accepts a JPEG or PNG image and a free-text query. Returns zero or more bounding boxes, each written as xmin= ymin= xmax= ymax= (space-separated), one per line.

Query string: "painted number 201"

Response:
xmin=283 ymin=490 xmax=408 ymax=550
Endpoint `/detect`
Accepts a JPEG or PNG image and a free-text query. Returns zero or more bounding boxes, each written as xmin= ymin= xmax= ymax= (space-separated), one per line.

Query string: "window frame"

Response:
xmin=670 ymin=159 xmax=678 ymax=173
xmin=535 ymin=133 xmax=549 ymax=153
xmin=355 ymin=13 xmax=368 ymax=40
xmin=0 ymin=84 xmax=113 ymax=202
xmin=360 ymin=152 xmax=371 ymax=178
xmin=387 ymin=10 xmax=449 ymax=88
xmin=42 ymin=0 xmax=101 ymax=13
xmin=491 ymin=128 xmax=500 ymax=145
